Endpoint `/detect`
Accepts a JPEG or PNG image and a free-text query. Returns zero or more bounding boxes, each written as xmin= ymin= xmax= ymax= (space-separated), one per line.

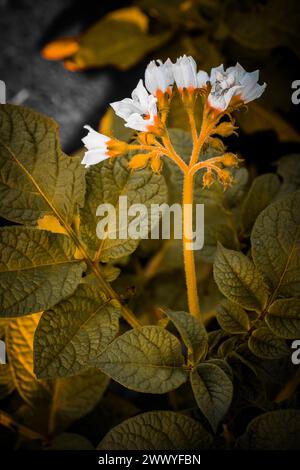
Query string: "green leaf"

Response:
xmin=217 ymin=336 xmax=241 ymax=358
xmin=97 ymin=326 xmax=188 ymax=393
xmin=241 ymin=174 xmax=281 ymax=235
xmin=6 ymin=313 xmax=109 ymax=434
xmin=0 ymin=104 xmax=85 ymax=225
xmin=65 ymin=17 xmax=171 ymax=71
xmin=190 ymin=363 xmax=233 ymax=433
xmin=217 ymin=299 xmax=250 ymax=334
xmin=266 ymin=298 xmax=300 ymax=338
xmin=97 ymin=411 xmax=213 ymax=450
xmin=238 ymin=410 xmax=300 ymax=449
xmin=0 ymin=226 xmax=85 ymax=317
xmin=251 ymin=190 xmax=300 ymax=298
xmin=214 ymin=244 xmax=269 ymax=311
xmin=6 ymin=313 xmax=52 ymax=407
xmin=248 ymin=327 xmax=289 ymax=359
xmin=80 ymin=155 xmax=168 ymax=261
xmin=206 ymin=359 xmax=233 ymax=381
xmin=200 ymin=224 xmax=237 ymax=263
xmin=34 ymin=284 xmax=120 ymax=378
xmin=48 ymin=368 xmax=109 ymax=435
xmin=165 ymin=310 xmax=208 ymax=364
xmin=277 ymin=154 xmax=300 ymax=195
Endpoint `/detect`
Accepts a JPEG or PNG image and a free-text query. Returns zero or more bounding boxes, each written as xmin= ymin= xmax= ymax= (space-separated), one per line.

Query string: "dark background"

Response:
xmin=0 ymin=0 xmax=142 ymax=152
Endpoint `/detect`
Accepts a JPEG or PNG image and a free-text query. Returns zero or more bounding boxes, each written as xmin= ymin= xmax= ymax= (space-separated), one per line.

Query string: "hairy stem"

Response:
xmin=182 ymin=171 xmax=201 ymax=318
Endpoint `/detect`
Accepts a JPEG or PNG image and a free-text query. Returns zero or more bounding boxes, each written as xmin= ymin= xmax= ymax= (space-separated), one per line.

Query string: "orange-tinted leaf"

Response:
xmin=42 ymin=37 xmax=79 ymax=61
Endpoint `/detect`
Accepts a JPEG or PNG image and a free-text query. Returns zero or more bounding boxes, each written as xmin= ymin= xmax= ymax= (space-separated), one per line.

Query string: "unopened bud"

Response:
xmin=207 ymin=137 xmax=225 ymax=153
xmin=222 ymin=153 xmax=239 ymax=167
xmin=128 ymin=153 xmax=150 ymax=170
xmin=213 ymin=121 xmax=238 ymax=137
xmin=203 ymin=170 xmax=214 ymax=188
xmin=218 ymin=169 xmax=233 ymax=188
xmin=151 ymin=155 xmax=162 ymax=173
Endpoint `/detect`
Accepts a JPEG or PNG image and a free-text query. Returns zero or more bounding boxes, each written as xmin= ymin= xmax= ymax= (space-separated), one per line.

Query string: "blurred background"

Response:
xmin=1 ymin=0 xmax=300 ymax=170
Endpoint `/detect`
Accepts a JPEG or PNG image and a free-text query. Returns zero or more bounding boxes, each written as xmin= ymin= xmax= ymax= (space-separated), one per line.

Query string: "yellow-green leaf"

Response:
xmin=97 ymin=326 xmax=188 ymax=393
xmin=97 ymin=411 xmax=213 ymax=450
xmin=248 ymin=327 xmax=289 ymax=359
xmin=251 ymin=191 xmax=300 ymax=299
xmin=0 ymin=227 xmax=86 ymax=317
xmin=241 ymin=174 xmax=281 ymax=236
xmin=266 ymin=298 xmax=300 ymax=339
xmin=48 ymin=368 xmax=109 ymax=435
xmin=0 ymin=104 xmax=85 ymax=225
xmin=214 ymin=244 xmax=269 ymax=312
xmin=6 ymin=313 xmax=109 ymax=435
xmin=64 ymin=18 xmax=171 ymax=71
xmin=6 ymin=313 xmax=52 ymax=407
xmin=277 ymin=154 xmax=300 ymax=195
xmin=80 ymin=155 xmax=168 ymax=261
xmin=190 ymin=363 xmax=233 ymax=433
xmin=34 ymin=284 xmax=120 ymax=378
xmin=165 ymin=310 xmax=208 ymax=364
xmin=238 ymin=410 xmax=300 ymax=449
xmin=217 ymin=299 xmax=250 ymax=334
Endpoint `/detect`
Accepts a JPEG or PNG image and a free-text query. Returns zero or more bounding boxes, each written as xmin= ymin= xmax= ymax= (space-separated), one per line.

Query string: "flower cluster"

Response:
xmin=81 ymin=55 xmax=266 ymax=189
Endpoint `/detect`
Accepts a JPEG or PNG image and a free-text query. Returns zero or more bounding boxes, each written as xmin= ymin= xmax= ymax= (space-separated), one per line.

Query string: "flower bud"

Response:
xmin=151 ymin=155 xmax=162 ymax=173
xmin=221 ymin=153 xmax=239 ymax=167
xmin=128 ymin=153 xmax=150 ymax=170
xmin=218 ymin=169 xmax=233 ymax=188
xmin=207 ymin=137 xmax=225 ymax=153
xmin=213 ymin=121 xmax=238 ymax=137
xmin=203 ymin=170 xmax=214 ymax=188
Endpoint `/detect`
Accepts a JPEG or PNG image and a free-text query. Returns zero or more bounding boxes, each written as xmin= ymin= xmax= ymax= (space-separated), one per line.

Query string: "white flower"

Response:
xmin=208 ymin=63 xmax=266 ymax=111
xmin=197 ymin=70 xmax=209 ymax=89
xmin=145 ymin=58 xmax=174 ymax=95
xmin=172 ymin=55 xmax=198 ymax=90
xmin=110 ymin=79 xmax=157 ymax=132
xmin=81 ymin=125 xmax=110 ymax=168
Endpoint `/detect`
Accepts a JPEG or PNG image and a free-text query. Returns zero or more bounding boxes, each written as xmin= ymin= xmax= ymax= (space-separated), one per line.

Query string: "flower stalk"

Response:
xmin=81 ymin=55 xmax=266 ymax=325
xmin=182 ymin=169 xmax=201 ymax=318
